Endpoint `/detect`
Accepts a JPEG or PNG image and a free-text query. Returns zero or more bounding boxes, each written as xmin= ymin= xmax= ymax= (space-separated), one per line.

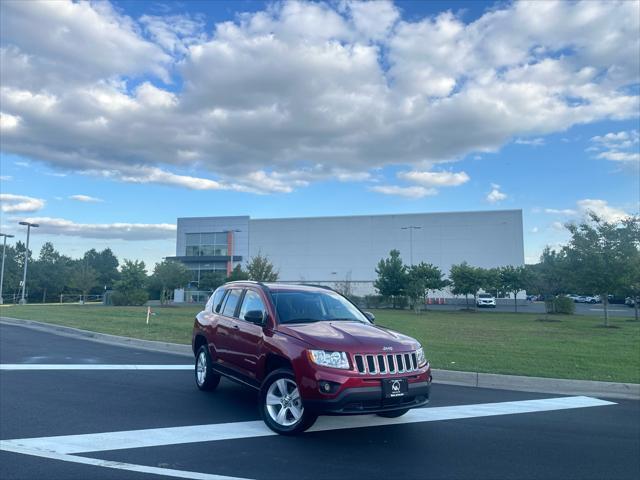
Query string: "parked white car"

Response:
xmin=476 ymin=293 xmax=496 ymax=308
xmin=582 ymin=295 xmax=600 ymax=304
xmin=566 ymin=294 xmax=581 ymax=302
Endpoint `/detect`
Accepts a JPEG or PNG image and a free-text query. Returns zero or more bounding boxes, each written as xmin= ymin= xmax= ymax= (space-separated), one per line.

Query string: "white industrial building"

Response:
xmin=170 ymin=210 xmax=524 ymax=296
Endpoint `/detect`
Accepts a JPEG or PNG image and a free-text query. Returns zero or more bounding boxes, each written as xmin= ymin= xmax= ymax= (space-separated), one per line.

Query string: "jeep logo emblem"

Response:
xmin=382 ymin=346 xmax=393 ymax=351
xmin=391 ymin=380 xmax=401 ymax=393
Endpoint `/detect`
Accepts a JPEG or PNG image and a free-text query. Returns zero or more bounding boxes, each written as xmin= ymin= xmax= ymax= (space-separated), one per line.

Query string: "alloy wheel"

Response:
xmin=265 ymin=378 xmax=303 ymax=427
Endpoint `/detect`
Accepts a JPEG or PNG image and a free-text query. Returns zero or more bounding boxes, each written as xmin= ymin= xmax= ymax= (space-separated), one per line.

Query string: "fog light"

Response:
xmin=319 ymin=381 xmax=331 ymax=392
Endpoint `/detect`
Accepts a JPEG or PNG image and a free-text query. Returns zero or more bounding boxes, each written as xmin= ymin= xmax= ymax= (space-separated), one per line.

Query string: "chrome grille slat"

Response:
xmin=352 ymin=350 xmax=419 ymax=375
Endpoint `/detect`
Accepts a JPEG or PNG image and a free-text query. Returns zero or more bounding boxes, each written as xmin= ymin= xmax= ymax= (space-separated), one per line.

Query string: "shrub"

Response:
xmin=546 ymin=296 xmax=575 ymax=314
xmin=362 ymin=295 xmax=385 ymax=309
xmin=111 ymin=289 xmax=149 ymax=306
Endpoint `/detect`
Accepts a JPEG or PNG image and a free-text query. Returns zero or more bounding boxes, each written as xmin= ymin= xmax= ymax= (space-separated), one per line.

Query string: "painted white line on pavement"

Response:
xmin=0 ymin=364 xmax=192 ymax=370
xmin=588 ymin=308 xmax=628 ymax=312
xmin=0 ymin=443 xmax=249 ymax=480
xmin=0 ymin=396 xmax=615 ymax=455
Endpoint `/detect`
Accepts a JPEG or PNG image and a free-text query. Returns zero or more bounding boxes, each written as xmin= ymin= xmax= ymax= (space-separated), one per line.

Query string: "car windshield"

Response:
xmin=479 ymin=294 xmax=493 ymax=298
xmin=271 ymin=290 xmax=369 ymax=324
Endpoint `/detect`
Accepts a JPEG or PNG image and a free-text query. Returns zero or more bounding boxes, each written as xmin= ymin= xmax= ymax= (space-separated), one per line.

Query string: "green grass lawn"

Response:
xmin=1 ymin=304 xmax=638 ymax=383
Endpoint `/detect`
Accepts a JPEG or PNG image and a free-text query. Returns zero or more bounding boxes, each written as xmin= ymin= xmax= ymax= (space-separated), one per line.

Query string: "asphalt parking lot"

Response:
xmin=1 ymin=322 xmax=638 ymax=480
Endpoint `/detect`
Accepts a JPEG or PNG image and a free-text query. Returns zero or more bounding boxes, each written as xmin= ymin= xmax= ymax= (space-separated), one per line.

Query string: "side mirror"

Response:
xmin=244 ymin=310 xmax=265 ymax=325
xmin=364 ymin=311 xmax=375 ymax=323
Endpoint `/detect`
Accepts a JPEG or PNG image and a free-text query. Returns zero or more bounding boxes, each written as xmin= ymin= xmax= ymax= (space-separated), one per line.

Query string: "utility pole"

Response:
xmin=401 ymin=226 xmax=422 ymax=266
xmin=0 ymin=233 xmax=15 ymax=304
xmin=18 ymin=221 xmax=39 ymax=305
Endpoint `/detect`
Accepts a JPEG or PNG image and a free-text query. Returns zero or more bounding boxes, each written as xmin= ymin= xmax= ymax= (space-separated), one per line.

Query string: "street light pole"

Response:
xmin=0 ymin=233 xmax=15 ymax=304
xmin=401 ymin=226 xmax=422 ymax=266
xmin=18 ymin=221 xmax=39 ymax=305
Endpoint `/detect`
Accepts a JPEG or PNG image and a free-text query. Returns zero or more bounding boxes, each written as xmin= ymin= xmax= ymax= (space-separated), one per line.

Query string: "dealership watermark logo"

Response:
xmin=391 ymin=380 xmax=401 ymax=393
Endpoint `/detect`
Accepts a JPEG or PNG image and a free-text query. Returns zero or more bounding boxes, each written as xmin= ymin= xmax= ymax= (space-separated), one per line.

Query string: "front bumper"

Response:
xmin=304 ymin=380 xmax=431 ymax=415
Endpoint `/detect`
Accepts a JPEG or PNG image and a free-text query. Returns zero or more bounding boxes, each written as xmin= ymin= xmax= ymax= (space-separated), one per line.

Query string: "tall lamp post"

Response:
xmin=0 ymin=233 xmax=15 ymax=304
xmin=401 ymin=225 xmax=422 ymax=266
xmin=18 ymin=221 xmax=39 ymax=305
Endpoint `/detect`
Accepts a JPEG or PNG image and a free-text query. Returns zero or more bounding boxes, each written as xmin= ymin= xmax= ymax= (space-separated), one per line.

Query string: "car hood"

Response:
xmin=277 ymin=321 xmax=419 ymax=353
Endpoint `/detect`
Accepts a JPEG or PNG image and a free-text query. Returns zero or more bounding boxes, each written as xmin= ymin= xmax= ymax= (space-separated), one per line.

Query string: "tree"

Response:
xmin=499 ymin=265 xmax=529 ymax=312
xmin=199 ymin=271 xmax=227 ymax=291
xmin=563 ymin=214 xmax=639 ymax=327
xmin=334 ymin=271 xmax=353 ymax=298
xmin=622 ymin=261 xmax=640 ymax=322
xmin=481 ymin=267 xmax=502 ymax=297
xmin=247 ymin=253 xmax=279 ymax=282
xmin=227 ymin=264 xmax=249 ymax=281
xmin=31 ymin=243 xmax=72 ymax=302
xmin=0 ymin=244 xmax=21 ymax=302
xmin=374 ymin=250 xmax=407 ymax=308
xmin=83 ymin=248 xmax=119 ymax=292
xmin=406 ymin=262 xmax=447 ymax=313
xmin=113 ymin=259 xmax=149 ymax=306
xmin=450 ymin=262 xmax=484 ymax=309
xmin=151 ymin=259 xmax=191 ymax=304
xmin=68 ymin=260 xmax=99 ymax=302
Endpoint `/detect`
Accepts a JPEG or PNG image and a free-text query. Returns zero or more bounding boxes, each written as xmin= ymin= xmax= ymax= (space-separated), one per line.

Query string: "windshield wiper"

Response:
xmin=283 ymin=318 xmax=322 ymax=324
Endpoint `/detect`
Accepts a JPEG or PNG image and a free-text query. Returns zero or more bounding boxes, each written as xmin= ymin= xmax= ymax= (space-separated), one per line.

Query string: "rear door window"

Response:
xmin=221 ymin=289 xmax=242 ymax=318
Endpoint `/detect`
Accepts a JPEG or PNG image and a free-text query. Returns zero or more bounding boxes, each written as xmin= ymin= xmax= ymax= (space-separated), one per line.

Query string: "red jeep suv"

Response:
xmin=192 ymin=281 xmax=432 ymax=435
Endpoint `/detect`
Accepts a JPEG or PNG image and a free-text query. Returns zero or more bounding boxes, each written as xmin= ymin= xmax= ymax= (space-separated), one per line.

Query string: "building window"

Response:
xmin=184 ymin=232 xmax=229 ymax=257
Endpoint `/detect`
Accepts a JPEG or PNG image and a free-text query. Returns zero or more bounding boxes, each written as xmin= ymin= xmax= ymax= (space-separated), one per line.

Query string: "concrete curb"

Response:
xmin=2 ymin=316 xmax=638 ymax=400
xmin=432 ymin=369 xmax=640 ymax=400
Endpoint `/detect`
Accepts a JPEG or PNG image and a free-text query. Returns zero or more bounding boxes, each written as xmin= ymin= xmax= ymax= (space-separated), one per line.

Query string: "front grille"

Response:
xmin=353 ymin=351 xmax=419 ymax=375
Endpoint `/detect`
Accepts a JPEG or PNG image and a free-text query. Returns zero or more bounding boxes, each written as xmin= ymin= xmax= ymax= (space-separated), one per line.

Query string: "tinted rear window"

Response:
xmin=222 ymin=290 xmax=242 ymax=317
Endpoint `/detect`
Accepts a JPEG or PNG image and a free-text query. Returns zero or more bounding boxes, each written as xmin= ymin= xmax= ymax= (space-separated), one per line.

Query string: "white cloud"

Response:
xmin=515 ymin=137 xmax=545 ymax=147
xmin=344 ymin=0 xmax=400 ymax=41
xmin=69 ymin=194 xmax=103 ymax=203
xmin=0 ymin=193 xmax=45 ymax=213
xmin=543 ymin=199 xmax=632 ymax=223
xmin=0 ymin=175 xmax=12 ymax=181
xmin=544 ymin=208 xmax=578 ymax=215
xmin=139 ymin=13 xmax=205 ymax=55
xmin=589 ymin=130 xmax=639 ymax=164
xmin=0 ymin=112 xmax=20 ymax=130
xmin=551 ymin=221 xmax=565 ymax=231
xmin=0 ymin=0 xmax=170 ymax=88
xmin=0 ymin=0 xmax=638 ymax=192
xmin=16 ymin=217 xmax=176 ymax=240
xmin=531 ymin=227 xmax=539 ymax=233
xmin=397 ymin=170 xmax=470 ymax=187
xmin=486 ymin=183 xmax=507 ymax=204
xmin=596 ymin=151 xmax=640 ymax=163
xmin=577 ymin=199 xmax=631 ymax=223
xmin=370 ymin=185 xmax=436 ymax=199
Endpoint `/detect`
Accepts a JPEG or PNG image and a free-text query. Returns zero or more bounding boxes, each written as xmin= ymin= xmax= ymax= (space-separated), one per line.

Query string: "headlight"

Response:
xmin=308 ymin=350 xmax=350 ymax=369
xmin=416 ymin=347 xmax=427 ymax=367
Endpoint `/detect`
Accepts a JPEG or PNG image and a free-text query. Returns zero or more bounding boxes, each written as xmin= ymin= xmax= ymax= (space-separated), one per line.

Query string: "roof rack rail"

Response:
xmin=224 ymin=280 xmax=267 ymax=287
xmin=299 ymin=283 xmax=335 ymax=291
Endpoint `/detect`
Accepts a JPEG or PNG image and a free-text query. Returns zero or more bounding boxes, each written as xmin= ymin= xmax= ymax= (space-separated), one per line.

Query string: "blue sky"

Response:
xmin=1 ymin=0 xmax=638 ymax=268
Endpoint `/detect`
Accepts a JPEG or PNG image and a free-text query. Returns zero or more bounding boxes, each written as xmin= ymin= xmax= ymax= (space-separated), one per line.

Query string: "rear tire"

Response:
xmin=195 ymin=345 xmax=220 ymax=391
xmin=377 ymin=408 xmax=410 ymax=418
xmin=260 ymin=368 xmax=317 ymax=435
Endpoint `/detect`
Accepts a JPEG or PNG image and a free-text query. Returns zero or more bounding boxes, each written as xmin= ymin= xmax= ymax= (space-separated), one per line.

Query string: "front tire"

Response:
xmin=260 ymin=368 xmax=317 ymax=435
xmin=195 ymin=345 xmax=220 ymax=391
xmin=377 ymin=408 xmax=410 ymax=418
